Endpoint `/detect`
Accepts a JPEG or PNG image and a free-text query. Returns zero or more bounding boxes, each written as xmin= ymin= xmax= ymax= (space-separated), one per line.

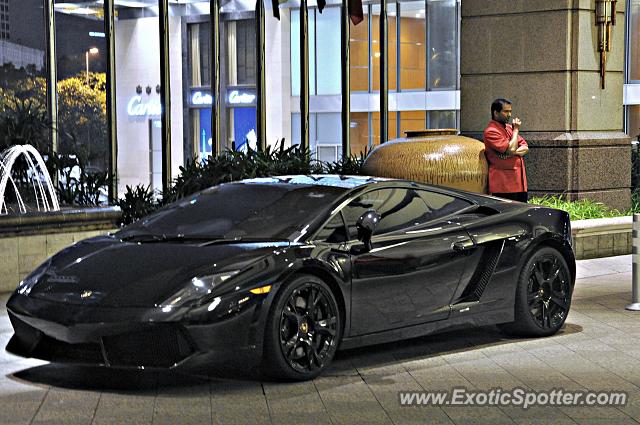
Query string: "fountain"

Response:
xmin=0 ymin=145 xmax=60 ymax=215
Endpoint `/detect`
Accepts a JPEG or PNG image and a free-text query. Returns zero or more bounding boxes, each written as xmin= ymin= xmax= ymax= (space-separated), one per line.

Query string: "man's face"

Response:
xmin=493 ymin=104 xmax=512 ymax=124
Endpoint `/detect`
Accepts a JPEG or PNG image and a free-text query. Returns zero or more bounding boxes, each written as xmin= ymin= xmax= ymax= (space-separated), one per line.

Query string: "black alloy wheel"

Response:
xmin=526 ymin=253 xmax=571 ymax=330
xmin=263 ymin=275 xmax=341 ymax=380
xmin=501 ymin=246 xmax=573 ymax=337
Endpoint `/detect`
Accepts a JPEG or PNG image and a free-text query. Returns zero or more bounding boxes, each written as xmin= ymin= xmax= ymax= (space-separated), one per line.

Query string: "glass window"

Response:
xmin=399 ymin=110 xmax=426 ymax=136
xmin=309 ymin=10 xmax=316 ymax=95
xmin=292 ymin=113 xmax=301 ymax=146
xmin=428 ymin=0 xmax=457 ymax=90
xmin=627 ymin=105 xmax=640 ymax=141
xmin=188 ymin=22 xmax=211 ymax=87
xmin=427 ymin=110 xmax=457 ymax=129
xmin=342 ymin=188 xmax=433 ymax=239
xmin=191 ymin=108 xmax=213 ymax=160
xmin=315 ymin=213 xmax=348 ymax=243
xmin=372 ymin=112 xmax=397 ymax=145
xmin=399 ymin=1 xmax=426 ymax=91
xmin=290 ymin=9 xmax=316 ymax=96
xmin=317 ymin=113 xmax=342 ymax=145
xmin=226 ymin=19 xmax=256 ymax=86
xmin=230 ymin=107 xmax=257 ymax=151
xmin=235 ymin=19 xmax=256 ymax=85
xmin=349 ymin=112 xmax=370 ymax=155
xmin=372 ymin=4 xmax=397 ymax=92
xmin=350 ymin=5 xmax=369 ymax=92
xmin=55 ymin=1 xmax=109 ymax=175
xmin=292 ymin=112 xmax=340 ymax=160
xmin=316 ymin=7 xmax=341 ymax=95
xmin=629 ymin=0 xmax=640 ymax=81
xmin=291 ymin=113 xmax=317 ymax=148
xmin=418 ymin=190 xmax=473 ymax=221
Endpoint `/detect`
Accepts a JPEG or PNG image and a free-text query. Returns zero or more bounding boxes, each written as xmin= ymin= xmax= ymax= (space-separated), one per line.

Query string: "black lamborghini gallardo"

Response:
xmin=7 ymin=175 xmax=575 ymax=380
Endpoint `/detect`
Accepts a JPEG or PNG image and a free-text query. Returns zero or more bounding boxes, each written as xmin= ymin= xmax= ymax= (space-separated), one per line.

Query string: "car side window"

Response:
xmin=315 ymin=213 xmax=348 ymax=243
xmin=418 ymin=190 xmax=473 ymax=220
xmin=341 ymin=188 xmax=433 ymax=240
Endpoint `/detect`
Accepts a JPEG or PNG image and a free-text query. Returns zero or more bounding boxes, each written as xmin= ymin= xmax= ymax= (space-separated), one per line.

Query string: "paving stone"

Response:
xmin=91 ymin=393 xmax=155 ymax=425
xmin=513 ymin=419 xmax=578 ymax=425
xmin=573 ymin=419 xmax=640 ymax=425
xmin=263 ymin=381 xmax=331 ymax=425
xmin=407 ymin=359 xmax=474 ymax=391
xmin=0 ymin=388 xmax=48 ymax=425
xmin=499 ymin=406 xmax=575 ymax=422
xmin=443 ymin=357 xmax=526 ymax=390
xmin=31 ymin=388 xmax=100 ymax=425
xmin=441 ymin=406 xmax=516 ymax=425
xmin=314 ymin=375 xmax=392 ymax=425
xmin=559 ymin=405 xmax=633 ymax=421
xmin=152 ymin=382 xmax=213 ymax=425
xmin=210 ymin=380 xmax=270 ymax=425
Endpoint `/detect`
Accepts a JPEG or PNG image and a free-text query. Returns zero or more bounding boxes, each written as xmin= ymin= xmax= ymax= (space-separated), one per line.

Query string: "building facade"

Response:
xmin=2 ymin=0 xmax=640 ymax=207
xmin=109 ymin=0 xmax=462 ymax=192
xmin=0 ymin=0 xmax=8 ymax=40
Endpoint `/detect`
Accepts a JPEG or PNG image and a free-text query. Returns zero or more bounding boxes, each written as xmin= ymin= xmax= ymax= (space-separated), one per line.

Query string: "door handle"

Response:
xmin=452 ymin=240 xmax=476 ymax=252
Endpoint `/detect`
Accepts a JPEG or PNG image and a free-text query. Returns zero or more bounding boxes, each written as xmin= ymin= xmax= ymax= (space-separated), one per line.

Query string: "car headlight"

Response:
xmin=17 ymin=260 xmax=51 ymax=296
xmin=159 ymin=270 xmax=240 ymax=308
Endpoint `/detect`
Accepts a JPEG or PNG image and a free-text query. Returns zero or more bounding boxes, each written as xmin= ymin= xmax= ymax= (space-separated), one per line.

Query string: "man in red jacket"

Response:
xmin=483 ymin=98 xmax=529 ymax=202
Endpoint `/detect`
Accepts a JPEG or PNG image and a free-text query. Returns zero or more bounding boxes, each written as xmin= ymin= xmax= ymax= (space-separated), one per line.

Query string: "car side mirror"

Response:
xmin=356 ymin=210 xmax=381 ymax=252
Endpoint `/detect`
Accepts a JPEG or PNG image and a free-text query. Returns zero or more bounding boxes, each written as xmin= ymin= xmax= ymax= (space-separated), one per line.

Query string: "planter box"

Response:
xmin=571 ymin=216 xmax=632 ymax=260
xmin=0 ymin=208 xmax=121 ymax=294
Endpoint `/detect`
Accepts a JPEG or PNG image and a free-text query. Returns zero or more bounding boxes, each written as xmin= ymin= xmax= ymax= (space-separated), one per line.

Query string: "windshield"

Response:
xmin=116 ymin=183 xmax=347 ymax=241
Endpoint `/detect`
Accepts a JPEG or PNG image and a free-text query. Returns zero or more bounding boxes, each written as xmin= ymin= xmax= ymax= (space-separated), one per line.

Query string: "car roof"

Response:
xmin=238 ymin=175 xmax=396 ymax=189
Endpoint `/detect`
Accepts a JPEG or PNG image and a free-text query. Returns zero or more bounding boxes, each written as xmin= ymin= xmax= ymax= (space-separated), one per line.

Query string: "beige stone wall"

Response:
xmin=0 ymin=229 xmax=116 ymax=294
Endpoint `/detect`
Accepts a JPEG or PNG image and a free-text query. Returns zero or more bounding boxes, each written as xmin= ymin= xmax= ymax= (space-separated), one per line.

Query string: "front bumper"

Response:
xmin=6 ymin=293 xmax=266 ymax=371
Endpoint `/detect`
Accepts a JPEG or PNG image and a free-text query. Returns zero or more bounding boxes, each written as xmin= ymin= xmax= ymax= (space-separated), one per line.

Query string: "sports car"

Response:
xmin=6 ymin=175 xmax=575 ymax=380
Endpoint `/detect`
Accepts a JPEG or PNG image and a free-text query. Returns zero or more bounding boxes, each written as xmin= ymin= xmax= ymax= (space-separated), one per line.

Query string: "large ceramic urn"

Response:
xmin=362 ymin=129 xmax=488 ymax=193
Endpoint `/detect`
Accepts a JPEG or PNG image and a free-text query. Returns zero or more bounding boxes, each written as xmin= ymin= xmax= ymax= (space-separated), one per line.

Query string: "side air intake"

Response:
xmin=458 ymin=240 xmax=505 ymax=301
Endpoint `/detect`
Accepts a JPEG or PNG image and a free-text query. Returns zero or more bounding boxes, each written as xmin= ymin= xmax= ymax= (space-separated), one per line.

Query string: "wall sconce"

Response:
xmin=595 ymin=0 xmax=616 ymax=89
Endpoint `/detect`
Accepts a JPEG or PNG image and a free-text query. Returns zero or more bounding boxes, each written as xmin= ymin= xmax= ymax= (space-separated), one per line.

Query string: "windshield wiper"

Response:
xmin=119 ymin=234 xmax=290 ymax=245
xmin=200 ymin=237 xmax=291 ymax=246
xmin=120 ymin=234 xmax=226 ymax=243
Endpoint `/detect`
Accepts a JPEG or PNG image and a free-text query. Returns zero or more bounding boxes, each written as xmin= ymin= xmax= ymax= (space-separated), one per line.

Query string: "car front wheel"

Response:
xmin=262 ymin=275 xmax=342 ymax=380
xmin=501 ymin=246 xmax=573 ymax=337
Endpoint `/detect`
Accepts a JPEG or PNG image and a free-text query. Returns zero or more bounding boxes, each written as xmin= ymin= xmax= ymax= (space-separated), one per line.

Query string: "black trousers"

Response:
xmin=491 ymin=192 xmax=528 ymax=203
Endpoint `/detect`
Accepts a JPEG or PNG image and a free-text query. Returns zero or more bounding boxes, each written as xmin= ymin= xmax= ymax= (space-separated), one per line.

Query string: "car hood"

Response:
xmin=28 ymin=235 xmax=288 ymax=308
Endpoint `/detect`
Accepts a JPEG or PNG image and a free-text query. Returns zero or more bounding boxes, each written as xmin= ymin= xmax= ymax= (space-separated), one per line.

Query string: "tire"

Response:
xmin=500 ymin=246 xmax=573 ymax=337
xmin=262 ymin=275 xmax=342 ymax=381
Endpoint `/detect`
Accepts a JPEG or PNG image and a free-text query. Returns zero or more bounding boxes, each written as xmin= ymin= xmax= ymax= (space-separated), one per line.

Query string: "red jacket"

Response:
xmin=483 ymin=120 xmax=528 ymax=194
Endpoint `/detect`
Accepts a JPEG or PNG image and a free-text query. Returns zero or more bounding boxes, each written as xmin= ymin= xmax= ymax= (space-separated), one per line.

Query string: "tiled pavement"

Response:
xmin=0 ymin=255 xmax=638 ymax=425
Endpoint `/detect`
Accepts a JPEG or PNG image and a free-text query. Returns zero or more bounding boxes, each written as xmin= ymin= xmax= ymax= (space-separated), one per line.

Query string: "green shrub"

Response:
xmin=116 ymin=184 xmax=157 ymax=225
xmin=529 ymin=195 xmax=624 ymax=221
xmin=632 ymin=188 xmax=640 ymax=214
xmin=323 ymin=148 xmax=368 ymax=175
xmin=164 ymin=141 xmax=327 ymax=204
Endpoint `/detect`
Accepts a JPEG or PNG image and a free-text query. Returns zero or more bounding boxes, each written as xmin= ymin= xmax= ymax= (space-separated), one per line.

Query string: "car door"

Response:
xmin=344 ymin=187 xmax=475 ymax=336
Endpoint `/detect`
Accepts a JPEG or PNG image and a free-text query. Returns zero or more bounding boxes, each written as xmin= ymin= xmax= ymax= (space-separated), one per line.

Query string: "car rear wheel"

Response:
xmin=501 ymin=246 xmax=572 ymax=337
xmin=262 ymin=275 xmax=342 ymax=381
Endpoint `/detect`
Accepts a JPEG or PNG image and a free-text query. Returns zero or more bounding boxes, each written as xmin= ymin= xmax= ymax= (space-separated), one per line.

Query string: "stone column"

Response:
xmin=460 ymin=0 xmax=630 ymax=210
